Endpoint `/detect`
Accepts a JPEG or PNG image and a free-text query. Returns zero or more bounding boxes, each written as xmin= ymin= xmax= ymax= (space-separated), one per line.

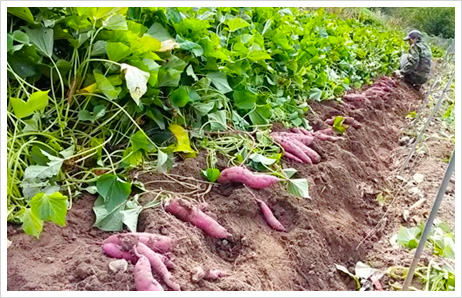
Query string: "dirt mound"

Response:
xmin=7 ymin=77 xmax=421 ymax=291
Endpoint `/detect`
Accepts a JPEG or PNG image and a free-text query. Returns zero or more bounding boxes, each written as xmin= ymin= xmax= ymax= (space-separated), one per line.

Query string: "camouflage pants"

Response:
xmin=400 ymin=54 xmax=427 ymax=87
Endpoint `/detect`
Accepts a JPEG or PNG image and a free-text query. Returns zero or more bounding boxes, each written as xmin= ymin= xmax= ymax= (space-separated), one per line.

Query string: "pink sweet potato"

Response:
xmin=103 ymin=233 xmax=173 ymax=254
xmin=381 ymin=77 xmax=396 ymax=87
xmin=158 ymin=253 xmax=175 ymax=270
xmin=343 ymin=94 xmax=367 ymax=102
xmin=365 ymin=88 xmax=386 ymax=98
xmin=102 ymin=243 xmax=137 ymax=263
xmin=218 ymin=166 xmax=281 ymax=189
xmin=315 ymin=127 xmax=334 ymax=136
xmin=344 ymin=116 xmax=361 ymax=128
xmin=290 ymin=127 xmax=313 ymax=136
xmin=271 ymin=131 xmax=314 ymax=146
xmin=374 ymin=82 xmax=392 ymax=92
xmin=277 ymin=139 xmax=312 ymax=164
xmin=133 ymin=254 xmax=164 ymax=291
xmin=324 ymin=118 xmax=335 ymax=126
xmin=244 ymin=174 xmax=281 ymax=189
xmin=257 ymin=199 xmax=285 ymax=231
xmin=165 ymin=198 xmax=231 ymax=239
xmin=135 ymin=243 xmax=180 ymax=291
xmin=284 ymin=151 xmax=304 ymax=163
xmin=313 ymin=131 xmax=343 ymax=141
xmin=290 ymin=139 xmax=321 ymax=164
xmin=216 ymin=166 xmax=247 ymax=184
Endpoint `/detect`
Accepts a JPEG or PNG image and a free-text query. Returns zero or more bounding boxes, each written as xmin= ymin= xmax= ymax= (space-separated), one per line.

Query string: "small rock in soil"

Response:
xmin=402 ymin=209 xmax=410 ymax=221
xmin=412 ymin=173 xmax=425 ymax=184
xmin=45 ymin=257 xmax=55 ymax=263
xmin=109 ymin=259 xmax=128 ymax=273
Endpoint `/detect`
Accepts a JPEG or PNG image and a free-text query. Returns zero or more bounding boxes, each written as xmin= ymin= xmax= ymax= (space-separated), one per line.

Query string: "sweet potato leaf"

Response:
xmin=103 ymin=14 xmax=128 ymax=30
xmin=226 ymin=18 xmax=250 ymax=32
xmin=30 ymin=192 xmax=68 ymax=226
xmin=207 ymin=72 xmax=232 ymax=94
xmin=287 ymin=178 xmax=310 ymax=199
xmin=20 ymin=208 xmax=43 ymax=238
xmin=333 ymin=116 xmax=347 ymax=134
xmin=94 ymin=70 xmax=121 ymax=100
xmin=120 ymin=200 xmax=143 ymax=232
xmin=24 ymin=27 xmax=53 ymax=57
xmin=8 ymin=7 xmax=35 ymax=24
xmin=233 ymin=90 xmax=257 ymax=110
xmin=121 ymin=63 xmax=150 ymax=105
xmin=107 ymin=42 xmax=130 ymax=62
xmin=130 ymin=130 xmax=156 ymax=153
xmin=168 ymin=124 xmax=197 ymax=156
xmin=10 ymin=90 xmax=49 ymax=119
xmin=96 ymin=174 xmax=132 ymax=207
xmin=201 ymin=168 xmax=221 ymax=182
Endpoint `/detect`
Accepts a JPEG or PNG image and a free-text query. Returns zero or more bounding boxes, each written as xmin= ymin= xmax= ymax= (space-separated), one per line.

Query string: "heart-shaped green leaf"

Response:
xmin=10 ymin=90 xmax=49 ymax=119
xmin=287 ymin=178 xmax=310 ymax=199
xmin=96 ymin=174 xmax=132 ymax=209
xmin=201 ymin=168 xmax=221 ymax=182
xmin=30 ymin=192 xmax=68 ymax=226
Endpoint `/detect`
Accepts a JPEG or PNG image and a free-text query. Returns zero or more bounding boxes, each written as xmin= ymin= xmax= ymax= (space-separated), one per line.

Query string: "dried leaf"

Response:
xmin=158 ymin=39 xmax=180 ymax=52
xmin=120 ymin=63 xmax=150 ymax=105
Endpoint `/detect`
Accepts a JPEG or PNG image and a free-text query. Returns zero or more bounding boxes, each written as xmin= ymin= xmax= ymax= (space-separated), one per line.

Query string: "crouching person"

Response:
xmin=396 ymin=30 xmax=432 ymax=90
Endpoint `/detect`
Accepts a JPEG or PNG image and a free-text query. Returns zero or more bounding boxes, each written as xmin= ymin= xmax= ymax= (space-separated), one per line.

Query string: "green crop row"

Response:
xmin=6 ymin=7 xmax=406 ymax=237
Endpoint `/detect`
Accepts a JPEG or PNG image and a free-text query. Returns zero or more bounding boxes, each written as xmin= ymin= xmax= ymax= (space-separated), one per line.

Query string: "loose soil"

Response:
xmin=7 ymin=76 xmax=454 ymax=291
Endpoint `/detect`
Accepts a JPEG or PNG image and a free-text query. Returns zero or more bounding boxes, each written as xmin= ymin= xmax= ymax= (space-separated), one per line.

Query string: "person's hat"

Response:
xmin=403 ymin=30 xmax=423 ymax=41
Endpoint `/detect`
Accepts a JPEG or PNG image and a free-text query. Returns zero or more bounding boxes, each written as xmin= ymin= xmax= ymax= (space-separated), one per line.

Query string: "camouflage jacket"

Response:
xmin=401 ymin=40 xmax=432 ymax=84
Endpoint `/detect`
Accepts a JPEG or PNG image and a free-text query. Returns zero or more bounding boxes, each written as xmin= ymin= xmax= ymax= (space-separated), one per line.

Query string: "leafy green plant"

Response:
xmin=387 ymin=261 xmax=455 ymax=291
xmin=7 ymin=7 xmax=406 ymax=237
xmin=391 ymin=222 xmax=454 ymax=259
xmin=386 ymin=220 xmax=455 ymax=291
xmin=20 ymin=192 xmax=69 ymax=238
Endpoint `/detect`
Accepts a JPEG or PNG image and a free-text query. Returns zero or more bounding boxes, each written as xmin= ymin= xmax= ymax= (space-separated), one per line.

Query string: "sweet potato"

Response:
xmin=313 ymin=130 xmax=343 ymax=141
xmin=374 ymin=82 xmax=393 ymax=92
xmin=165 ymin=198 xmax=231 ymax=239
xmin=343 ymin=94 xmax=367 ymax=102
xmin=290 ymin=127 xmax=312 ymax=136
xmin=133 ymin=254 xmax=164 ymax=291
xmin=283 ymin=151 xmax=304 ymax=163
xmin=243 ymin=174 xmax=281 ymax=189
xmin=365 ymin=88 xmax=386 ymax=98
xmin=277 ymin=139 xmax=312 ymax=164
xmin=290 ymin=139 xmax=321 ymax=164
xmin=103 ymin=233 xmax=173 ymax=253
xmin=315 ymin=127 xmax=334 ymax=136
xmin=380 ymin=77 xmax=396 ymax=87
xmin=102 ymin=243 xmax=137 ymax=263
xmin=216 ymin=166 xmax=247 ymax=184
xmin=271 ymin=131 xmax=314 ymax=146
xmin=257 ymin=199 xmax=285 ymax=231
xmin=218 ymin=166 xmax=281 ymax=189
xmin=344 ymin=98 xmax=371 ymax=109
xmin=135 ymin=243 xmax=180 ymax=291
